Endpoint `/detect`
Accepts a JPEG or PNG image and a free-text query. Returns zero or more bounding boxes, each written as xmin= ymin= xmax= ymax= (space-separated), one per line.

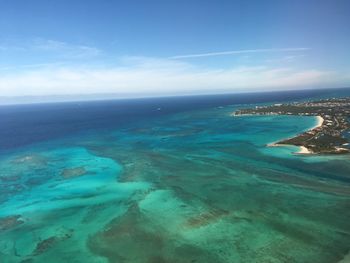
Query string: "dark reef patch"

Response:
xmin=0 ymin=215 xmax=24 ymax=231
xmin=60 ymin=167 xmax=87 ymax=179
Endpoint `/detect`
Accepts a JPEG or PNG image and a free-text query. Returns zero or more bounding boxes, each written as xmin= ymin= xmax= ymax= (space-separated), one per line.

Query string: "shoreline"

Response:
xmin=315 ymin=115 xmax=324 ymax=129
xmin=234 ymin=97 xmax=350 ymax=155
xmin=267 ymin=115 xmax=324 ymax=155
xmin=266 ymin=143 xmax=313 ymax=155
xmin=297 ymin=146 xmax=311 ymax=154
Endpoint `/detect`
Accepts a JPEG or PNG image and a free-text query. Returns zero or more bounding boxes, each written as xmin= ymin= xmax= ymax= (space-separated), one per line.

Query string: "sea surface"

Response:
xmin=1 ymin=89 xmax=350 ymax=263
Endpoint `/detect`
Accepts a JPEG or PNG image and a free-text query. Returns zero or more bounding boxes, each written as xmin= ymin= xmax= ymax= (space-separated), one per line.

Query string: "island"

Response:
xmin=232 ymin=97 xmax=350 ymax=154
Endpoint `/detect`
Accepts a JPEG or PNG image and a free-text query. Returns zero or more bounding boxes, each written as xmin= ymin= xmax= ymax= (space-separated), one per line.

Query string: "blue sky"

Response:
xmin=0 ymin=0 xmax=349 ymax=99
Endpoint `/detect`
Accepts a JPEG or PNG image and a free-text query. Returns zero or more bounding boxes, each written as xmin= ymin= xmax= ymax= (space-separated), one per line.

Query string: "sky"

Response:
xmin=0 ymin=0 xmax=350 ymax=101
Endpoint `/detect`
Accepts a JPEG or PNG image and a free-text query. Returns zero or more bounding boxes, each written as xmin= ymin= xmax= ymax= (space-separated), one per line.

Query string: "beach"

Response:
xmin=267 ymin=115 xmax=324 ymax=154
xmin=296 ymin=115 xmax=324 ymax=154
xmin=315 ymin=115 xmax=324 ymax=129
xmin=297 ymin=146 xmax=311 ymax=154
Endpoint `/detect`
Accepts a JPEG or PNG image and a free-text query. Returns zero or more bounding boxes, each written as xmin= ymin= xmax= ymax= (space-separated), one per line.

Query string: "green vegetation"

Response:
xmin=234 ymin=98 xmax=350 ymax=154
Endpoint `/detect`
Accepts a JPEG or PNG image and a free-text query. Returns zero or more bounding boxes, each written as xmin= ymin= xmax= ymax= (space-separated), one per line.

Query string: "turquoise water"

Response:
xmin=1 ymin=100 xmax=350 ymax=263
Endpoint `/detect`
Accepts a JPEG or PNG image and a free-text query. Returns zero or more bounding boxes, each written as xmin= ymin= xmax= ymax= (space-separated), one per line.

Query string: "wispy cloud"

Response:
xmin=0 ymin=56 xmax=341 ymax=99
xmin=169 ymin=48 xmax=310 ymax=59
xmin=31 ymin=39 xmax=102 ymax=58
xmin=265 ymin=54 xmax=306 ymax=64
xmin=0 ymin=38 xmax=102 ymax=59
xmin=0 ymin=43 xmax=347 ymax=102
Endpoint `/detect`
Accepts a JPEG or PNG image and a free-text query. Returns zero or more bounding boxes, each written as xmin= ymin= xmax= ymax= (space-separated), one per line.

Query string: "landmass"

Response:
xmin=232 ymin=97 xmax=350 ymax=154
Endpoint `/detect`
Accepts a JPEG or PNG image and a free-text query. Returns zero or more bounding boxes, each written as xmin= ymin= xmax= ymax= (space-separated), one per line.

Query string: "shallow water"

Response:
xmin=1 ymin=92 xmax=350 ymax=263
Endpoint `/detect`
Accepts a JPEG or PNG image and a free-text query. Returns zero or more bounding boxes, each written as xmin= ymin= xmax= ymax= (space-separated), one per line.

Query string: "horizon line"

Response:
xmin=1 ymin=86 xmax=349 ymax=106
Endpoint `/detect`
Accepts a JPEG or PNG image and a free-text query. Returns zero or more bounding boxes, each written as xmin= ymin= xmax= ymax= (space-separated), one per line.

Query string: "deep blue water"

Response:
xmin=1 ymin=88 xmax=350 ymax=263
xmin=1 ymin=88 xmax=350 ymax=151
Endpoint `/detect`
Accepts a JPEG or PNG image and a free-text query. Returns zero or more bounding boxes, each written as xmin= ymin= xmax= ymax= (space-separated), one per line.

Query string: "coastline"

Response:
xmin=234 ymin=97 xmax=350 ymax=155
xmin=315 ymin=115 xmax=324 ymax=129
xmin=267 ymin=115 xmax=324 ymax=155
xmin=297 ymin=146 xmax=311 ymax=154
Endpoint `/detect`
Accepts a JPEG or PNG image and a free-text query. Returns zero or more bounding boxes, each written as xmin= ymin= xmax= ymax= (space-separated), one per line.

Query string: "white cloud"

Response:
xmin=169 ymin=48 xmax=310 ymax=59
xmin=31 ymin=39 xmax=102 ymax=58
xmin=0 ymin=56 xmax=342 ymax=99
xmin=0 ymin=39 xmax=101 ymax=59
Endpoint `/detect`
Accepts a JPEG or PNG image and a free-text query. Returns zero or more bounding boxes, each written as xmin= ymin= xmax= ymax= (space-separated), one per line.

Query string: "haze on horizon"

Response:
xmin=0 ymin=0 xmax=350 ymax=103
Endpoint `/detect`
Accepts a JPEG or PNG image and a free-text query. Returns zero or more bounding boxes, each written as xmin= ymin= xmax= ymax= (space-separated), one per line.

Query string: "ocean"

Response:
xmin=1 ymin=88 xmax=350 ymax=263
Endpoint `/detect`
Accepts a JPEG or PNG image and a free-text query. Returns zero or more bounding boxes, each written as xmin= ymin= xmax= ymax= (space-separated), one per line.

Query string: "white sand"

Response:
xmin=267 ymin=143 xmax=312 ymax=154
xmin=297 ymin=146 xmax=311 ymax=154
xmin=295 ymin=116 xmax=323 ymax=154
xmin=315 ymin=115 xmax=324 ymax=129
xmin=267 ymin=116 xmax=324 ymax=155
